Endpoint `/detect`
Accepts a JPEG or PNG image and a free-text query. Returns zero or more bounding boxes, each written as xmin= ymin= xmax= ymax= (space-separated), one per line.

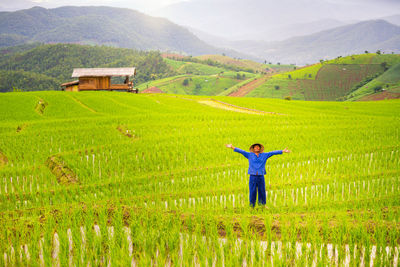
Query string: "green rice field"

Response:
xmin=0 ymin=91 xmax=399 ymax=266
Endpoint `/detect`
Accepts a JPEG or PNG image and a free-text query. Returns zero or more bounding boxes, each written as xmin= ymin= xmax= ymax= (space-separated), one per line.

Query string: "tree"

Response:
xmin=365 ymin=51 xmax=369 ymax=54
xmin=288 ymin=74 xmax=292 ymax=79
xmin=236 ymin=73 xmax=244 ymax=80
xmin=274 ymin=85 xmax=280 ymax=90
xmin=194 ymin=84 xmax=202 ymax=95
xmin=284 ymin=96 xmax=292 ymax=100
xmin=182 ymin=78 xmax=189 ymax=86
xmin=376 ymin=50 xmax=381 ymax=55
xmin=374 ymin=85 xmax=382 ymax=93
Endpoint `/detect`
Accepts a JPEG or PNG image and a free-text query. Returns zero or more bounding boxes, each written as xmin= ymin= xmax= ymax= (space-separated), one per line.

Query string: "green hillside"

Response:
xmin=0 ymin=43 xmax=174 ymax=92
xmin=248 ymin=53 xmax=400 ymax=101
xmin=0 ymin=6 xmax=250 ymax=58
xmin=0 ymin=70 xmax=60 ymax=92
xmin=0 ymin=91 xmax=399 ymax=265
xmin=164 ymin=58 xmax=227 ymax=75
xmin=138 ymin=71 xmax=256 ymax=95
xmin=346 ymin=62 xmax=400 ymax=101
xmin=138 ymin=55 xmax=260 ymax=95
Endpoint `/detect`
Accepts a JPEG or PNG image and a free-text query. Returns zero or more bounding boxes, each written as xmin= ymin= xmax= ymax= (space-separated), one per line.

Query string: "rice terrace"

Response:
xmin=1 ymin=2 xmax=400 ymax=266
xmin=0 ymin=89 xmax=399 ymax=266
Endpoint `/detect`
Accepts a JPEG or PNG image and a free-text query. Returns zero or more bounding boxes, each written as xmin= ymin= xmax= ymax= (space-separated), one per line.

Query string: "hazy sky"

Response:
xmin=0 ymin=0 xmax=186 ymax=12
xmin=2 ymin=0 xmax=396 ymax=15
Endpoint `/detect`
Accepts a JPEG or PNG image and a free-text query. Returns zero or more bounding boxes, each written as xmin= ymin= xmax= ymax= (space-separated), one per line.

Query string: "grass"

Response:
xmin=0 ymin=91 xmax=399 ymax=265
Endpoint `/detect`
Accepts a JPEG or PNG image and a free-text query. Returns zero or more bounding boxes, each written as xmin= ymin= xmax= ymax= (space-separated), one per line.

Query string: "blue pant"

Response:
xmin=249 ymin=175 xmax=266 ymax=207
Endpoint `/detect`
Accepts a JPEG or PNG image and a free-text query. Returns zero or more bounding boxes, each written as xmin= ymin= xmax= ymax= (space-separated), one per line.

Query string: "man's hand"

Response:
xmin=282 ymin=148 xmax=291 ymax=153
xmin=225 ymin=144 xmax=235 ymax=149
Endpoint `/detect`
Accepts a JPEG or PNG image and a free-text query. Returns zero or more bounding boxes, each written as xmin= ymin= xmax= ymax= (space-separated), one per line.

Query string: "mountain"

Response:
xmin=223 ymin=20 xmax=400 ymax=65
xmin=188 ymin=19 xmax=355 ymax=50
xmin=0 ymin=6 xmax=248 ymax=58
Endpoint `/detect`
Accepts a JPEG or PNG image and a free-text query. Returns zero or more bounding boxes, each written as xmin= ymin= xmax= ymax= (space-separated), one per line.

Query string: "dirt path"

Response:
xmin=198 ymin=99 xmax=284 ymax=115
xmin=68 ymin=95 xmax=97 ymax=113
xmin=229 ymin=75 xmax=270 ymax=97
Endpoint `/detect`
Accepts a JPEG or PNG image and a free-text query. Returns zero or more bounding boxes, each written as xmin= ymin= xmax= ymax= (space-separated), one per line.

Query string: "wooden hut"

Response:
xmin=61 ymin=68 xmax=137 ymax=92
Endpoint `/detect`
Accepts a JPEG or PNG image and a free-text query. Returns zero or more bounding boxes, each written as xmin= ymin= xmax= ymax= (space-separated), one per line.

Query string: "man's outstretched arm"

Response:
xmin=266 ymin=147 xmax=291 ymax=157
xmin=225 ymin=144 xmax=250 ymax=159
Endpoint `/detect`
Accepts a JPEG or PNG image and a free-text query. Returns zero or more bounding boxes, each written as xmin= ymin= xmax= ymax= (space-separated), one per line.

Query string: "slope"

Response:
xmin=347 ymin=62 xmax=400 ymax=101
xmin=0 ymin=6 xmax=245 ymax=58
xmin=245 ymin=53 xmax=400 ymax=101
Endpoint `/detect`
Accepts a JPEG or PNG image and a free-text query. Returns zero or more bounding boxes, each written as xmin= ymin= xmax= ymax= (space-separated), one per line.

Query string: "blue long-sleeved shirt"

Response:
xmin=234 ymin=147 xmax=282 ymax=175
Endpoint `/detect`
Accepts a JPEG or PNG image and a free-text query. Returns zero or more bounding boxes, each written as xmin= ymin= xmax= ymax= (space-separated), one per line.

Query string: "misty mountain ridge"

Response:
xmin=0 ymin=6 xmax=250 ymax=58
xmin=155 ymin=0 xmax=400 ymax=41
xmin=0 ymin=6 xmax=399 ymax=66
xmin=203 ymin=19 xmax=400 ymax=65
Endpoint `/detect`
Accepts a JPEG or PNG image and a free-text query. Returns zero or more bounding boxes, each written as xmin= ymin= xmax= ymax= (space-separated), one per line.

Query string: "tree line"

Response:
xmin=0 ymin=44 xmax=175 ymax=92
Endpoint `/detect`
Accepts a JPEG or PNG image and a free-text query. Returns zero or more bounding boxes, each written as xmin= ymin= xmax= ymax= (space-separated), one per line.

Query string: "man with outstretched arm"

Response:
xmin=226 ymin=143 xmax=291 ymax=207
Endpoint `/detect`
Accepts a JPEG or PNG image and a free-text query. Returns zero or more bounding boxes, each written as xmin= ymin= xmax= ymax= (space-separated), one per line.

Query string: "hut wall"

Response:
xmin=65 ymin=85 xmax=79 ymax=92
xmin=79 ymin=77 xmax=110 ymax=90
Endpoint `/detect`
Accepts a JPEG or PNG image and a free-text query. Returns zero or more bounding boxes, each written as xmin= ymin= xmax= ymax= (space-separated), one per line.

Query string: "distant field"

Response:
xmin=195 ymin=54 xmax=270 ymax=72
xmin=195 ymin=54 xmax=295 ymax=73
xmin=0 ymin=91 xmax=399 ymax=265
xmin=348 ymin=62 xmax=400 ymax=101
xmin=137 ymin=73 xmax=256 ymax=95
xmin=247 ymin=54 xmax=400 ymax=101
xmin=164 ymin=58 xmax=227 ymax=75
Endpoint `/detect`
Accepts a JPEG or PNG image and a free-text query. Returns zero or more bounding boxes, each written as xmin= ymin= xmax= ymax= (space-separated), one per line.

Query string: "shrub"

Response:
xmin=182 ymin=78 xmax=190 ymax=86
xmin=374 ymin=85 xmax=382 ymax=93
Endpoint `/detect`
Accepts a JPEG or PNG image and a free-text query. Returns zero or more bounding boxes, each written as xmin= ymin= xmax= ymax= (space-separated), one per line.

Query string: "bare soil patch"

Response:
xmin=140 ymin=87 xmax=164 ymax=94
xmin=358 ymin=91 xmax=400 ymax=101
xmin=0 ymin=150 xmax=8 ymax=166
xmin=229 ymin=75 xmax=270 ymax=97
xmin=46 ymin=156 xmax=78 ymax=185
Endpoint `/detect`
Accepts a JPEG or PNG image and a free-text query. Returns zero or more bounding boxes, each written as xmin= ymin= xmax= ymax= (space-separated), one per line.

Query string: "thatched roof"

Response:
xmin=72 ymin=68 xmax=136 ymax=77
